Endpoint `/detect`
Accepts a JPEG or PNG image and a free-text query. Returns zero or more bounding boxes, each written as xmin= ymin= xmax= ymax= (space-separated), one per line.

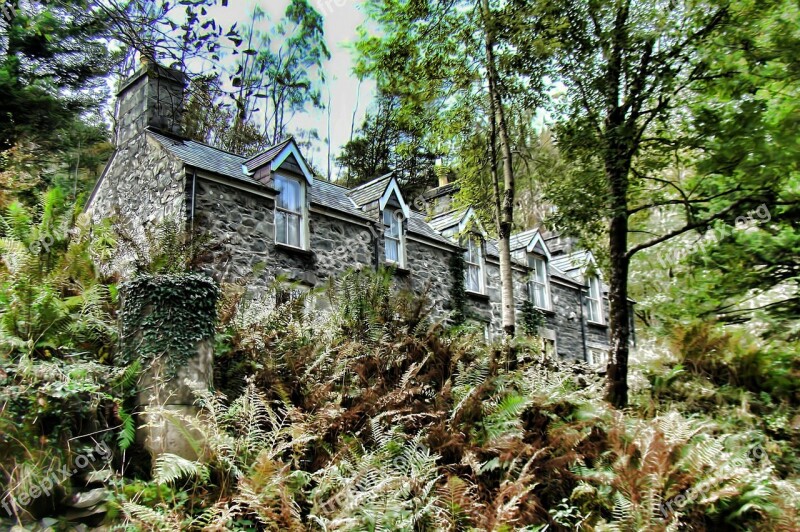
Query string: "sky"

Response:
xmin=195 ymin=0 xmax=378 ymax=178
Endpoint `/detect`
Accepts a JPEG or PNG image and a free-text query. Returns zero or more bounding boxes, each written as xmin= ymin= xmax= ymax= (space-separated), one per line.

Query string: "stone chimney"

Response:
xmin=114 ymin=61 xmax=188 ymax=146
xmin=435 ymin=159 xmax=449 ymax=187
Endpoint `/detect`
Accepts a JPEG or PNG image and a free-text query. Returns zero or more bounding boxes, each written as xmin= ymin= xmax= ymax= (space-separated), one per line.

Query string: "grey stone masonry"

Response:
xmin=86 ymin=62 xmax=615 ymax=367
xmin=88 ymin=63 xmax=188 ymax=232
xmin=192 ymin=176 xmax=376 ymax=290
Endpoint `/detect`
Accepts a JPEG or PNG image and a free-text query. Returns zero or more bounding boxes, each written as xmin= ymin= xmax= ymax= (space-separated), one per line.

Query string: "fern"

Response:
xmin=117 ymin=405 xmax=136 ymax=450
xmin=122 ymin=502 xmax=183 ymax=531
xmin=153 ymin=453 xmax=210 ymax=485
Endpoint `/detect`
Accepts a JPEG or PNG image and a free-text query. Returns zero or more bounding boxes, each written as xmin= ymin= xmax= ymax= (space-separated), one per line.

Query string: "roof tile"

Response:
xmin=346 ymin=173 xmax=393 ymax=206
xmin=243 ymin=138 xmax=293 ymax=173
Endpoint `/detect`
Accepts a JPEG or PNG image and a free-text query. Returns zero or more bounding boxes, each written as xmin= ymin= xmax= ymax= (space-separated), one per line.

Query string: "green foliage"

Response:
xmin=112 ymin=217 xmax=217 ymax=276
xmin=330 ymin=266 xmax=395 ymax=343
xmin=520 ymin=300 xmax=545 ymax=337
xmin=448 ymin=251 xmax=467 ymax=326
xmin=336 ymin=91 xmax=437 ymax=195
xmin=223 ymin=0 xmax=330 ymax=152
xmin=0 ymin=0 xmax=112 ymax=153
xmin=120 ymin=273 xmax=218 ymax=376
xmin=182 ymin=74 xmax=267 ymax=156
xmin=0 ymin=190 xmax=117 ymax=358
xmin=153 ymin=454 xmax=210 ymax=486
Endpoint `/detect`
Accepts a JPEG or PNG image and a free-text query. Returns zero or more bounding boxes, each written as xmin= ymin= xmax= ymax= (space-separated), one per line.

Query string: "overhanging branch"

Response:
xmin=626 ymin=197 xmax=749 ymax=259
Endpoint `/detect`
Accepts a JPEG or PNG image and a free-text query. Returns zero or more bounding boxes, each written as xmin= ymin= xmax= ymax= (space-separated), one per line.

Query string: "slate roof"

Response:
xmin=311 ymin=180 xmax=371 ymax=220
xmin=408 ymin=211 xmax=458 ymax=247
xmin=148 ymin=130 xmax=250 ymax=183
xmin=147 ymin=130 xmax=453 ymax=245
xmin=243 ymin=138 xmax=293 ymax=174
xmin=508 ymin=228 xmax=539 ymax=251
xmin=422 ymin=182 xmax=459 ymax=199
xmin=542 ymin=229 xmax=574 ymax=255
xmin=549 ymin=263 xmax=583 ymax=286
xmin=485 ymin=240 xmax=529 ymax=267
xmin=550 ymin=250 xmax=594 ymax=276
xmin=428 ymin=209 xmax=465 ymax=232
xmin=346 ymin=173 xmax=393 ymax=206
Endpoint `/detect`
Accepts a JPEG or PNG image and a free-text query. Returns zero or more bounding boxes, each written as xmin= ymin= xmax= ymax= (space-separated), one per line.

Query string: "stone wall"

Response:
xmin=194 ymin=177 xmax=376 ymax=290
xmin=194 ymin=176 xmax=465 ymax=325
xmin=89 ymin=133 xmax=186 ymax=233
xmin=88 ymin=64 xmax=188 ymax=233
xmin=403 ymin=237 xmax=455 ymax=319
xmin=542 ymin=280 xmax=587 ymax=361
xmin=480 ymin=259 xmax=531 ymax=338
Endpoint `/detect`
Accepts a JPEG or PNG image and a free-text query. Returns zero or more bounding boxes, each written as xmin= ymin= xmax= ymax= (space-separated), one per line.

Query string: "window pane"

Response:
xmin=389 ymin=215 xmax=401 ymax=237
xmin=385 ymin=238 xmax=398 ymax=262
xmin=287 ymin=213 xmax=301 ymax=247
xmin=588 ymin=299 xmax=599 ymax=322
xmin=466 ymin=264 xmax=480 ymax=291
xmin=589 ymin=277 xmax=600 ymax=299
xmin=535 ymin=259 xmax=547 ymax=283
xmin=535 ymin=283 xmax=546 ymax=308
xmin=276 ymin=176 xmax=301 ymax=212
xmin=275 ymin=210 xmax=287 ymax=244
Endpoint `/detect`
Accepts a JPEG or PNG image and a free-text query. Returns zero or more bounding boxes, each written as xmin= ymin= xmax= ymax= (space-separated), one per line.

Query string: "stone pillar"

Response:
xmin=120 ymin=273 xmax=218 ymax=462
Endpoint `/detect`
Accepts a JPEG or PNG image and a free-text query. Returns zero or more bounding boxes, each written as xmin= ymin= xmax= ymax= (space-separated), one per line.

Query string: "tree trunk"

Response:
xmin=603 ymin=3 xmax=633 ymax=408
xmin=604 ymin=143 xmax=632 ymax=408
xmin=481 ymin=0 xmax=516 ymax=337
xmin=605 ymin=202 xmax=631 ymax=408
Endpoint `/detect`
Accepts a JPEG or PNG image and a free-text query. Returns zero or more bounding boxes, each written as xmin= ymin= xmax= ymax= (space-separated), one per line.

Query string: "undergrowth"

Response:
xmin=114 ymin=269 xmax=799 ymax=531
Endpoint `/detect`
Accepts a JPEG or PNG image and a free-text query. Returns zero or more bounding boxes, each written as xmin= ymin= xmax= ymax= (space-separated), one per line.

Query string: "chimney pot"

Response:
xmin=435 ymin=161 xmax=449 ymax=187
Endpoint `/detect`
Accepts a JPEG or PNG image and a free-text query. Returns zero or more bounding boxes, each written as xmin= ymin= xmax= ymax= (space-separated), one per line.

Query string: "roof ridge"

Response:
xmin=348 ymin=171 xmax=393 ymax=192
xmin=430 ymin=207 xmax=467 ymax=219
xmin=146 ymin=128 xmax=245 ymax=159
xmin=244 ymin=137 xmax=293 ymax=164
xmin=315 ymin=178 xmax=351 ymax=190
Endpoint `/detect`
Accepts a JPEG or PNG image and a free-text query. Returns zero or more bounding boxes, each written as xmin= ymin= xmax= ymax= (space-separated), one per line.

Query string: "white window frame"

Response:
xmin=586 ymin=275 xmax=603 ymax=324
xmin=464 ymin=236 xmax=484 ymax=294
xmin=274 ymin=173 xmax=307 ymax=249
xmin=587 ymin=347 xmax=609 ymax=368
xmin=528 ymin=256 xmax=550 ymax=310
xmin=383 ymin=208 xmax=405 ymax=267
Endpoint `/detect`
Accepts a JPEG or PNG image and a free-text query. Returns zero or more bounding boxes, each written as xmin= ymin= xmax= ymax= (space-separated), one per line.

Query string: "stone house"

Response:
xmin=87 ymin=62 xmax=613 ymax=365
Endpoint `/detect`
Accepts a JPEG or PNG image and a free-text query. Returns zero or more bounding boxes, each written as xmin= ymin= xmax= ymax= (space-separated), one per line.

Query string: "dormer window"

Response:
xmin=274 ymin=174 xmax=306 ymax=249
xmin=383 ymin=209 xmax=405 ymax=266
xmin=586 ymin=275 xmax=603 ymax=323
xmin=464 ymin=236 xmax=484 ymax=293
xmin=528 ymin=256 xmax=550 ymax=310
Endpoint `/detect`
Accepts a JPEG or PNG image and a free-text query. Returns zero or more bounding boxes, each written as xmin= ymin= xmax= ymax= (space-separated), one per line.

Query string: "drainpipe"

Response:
xmin=372 ymin=220 xmax=380 ymax=270
xmin=189 ymin=168 xmax=197 ymax=233
xmin=579 ymin=286 xmax=588 ymax=362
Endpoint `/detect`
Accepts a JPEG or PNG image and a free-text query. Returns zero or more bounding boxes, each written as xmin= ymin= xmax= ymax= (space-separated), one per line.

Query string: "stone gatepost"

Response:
xmin=120 ymin=273 xmax=218 ymax=461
